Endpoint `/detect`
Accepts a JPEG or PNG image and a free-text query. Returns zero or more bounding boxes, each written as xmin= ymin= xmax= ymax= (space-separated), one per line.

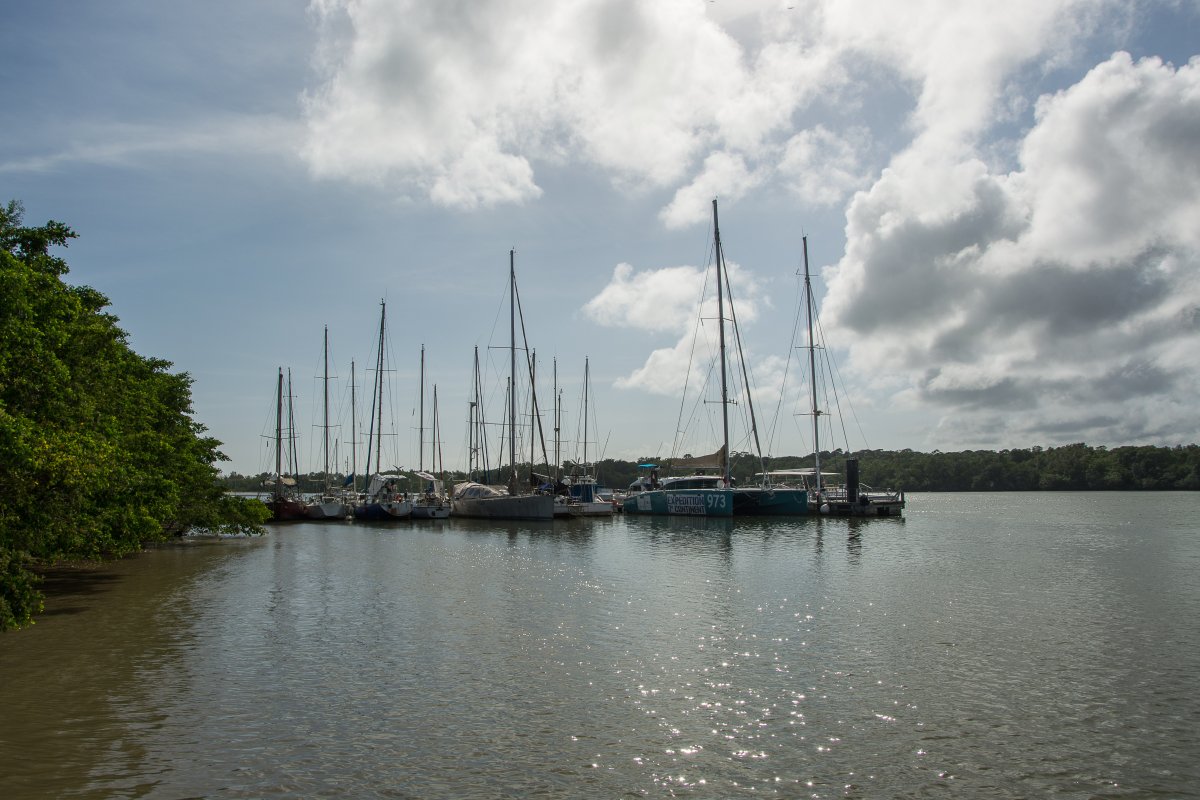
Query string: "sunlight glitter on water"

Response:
xmin=3 ymin=495 xmax=1200 ymax=797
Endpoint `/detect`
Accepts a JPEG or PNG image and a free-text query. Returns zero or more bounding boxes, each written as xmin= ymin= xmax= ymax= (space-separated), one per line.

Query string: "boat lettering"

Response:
xmin=705 ymin=493 xmax=727 ymax=510
xmin=667 ymin=494 xmax=707 ymax=515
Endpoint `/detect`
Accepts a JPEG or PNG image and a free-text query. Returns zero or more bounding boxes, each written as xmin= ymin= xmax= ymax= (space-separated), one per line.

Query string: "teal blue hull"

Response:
xmin=732 ymin=488 xmax=808 ymax=516
xmin=623 ymin=489 xmax=733 ymax=517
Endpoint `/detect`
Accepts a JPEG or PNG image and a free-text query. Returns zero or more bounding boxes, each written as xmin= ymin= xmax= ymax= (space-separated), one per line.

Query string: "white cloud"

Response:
xmin=300 ymin=0 xmax=846 ymax=213
xmin=584 ymin=257 xmax=766 ymax=395
xmin=823 ymin=52 xmax=1200 ymax=448
xmin=583 ymin=261 xmax=710 ymax=334
xmin=0 ymin=115 xmax=303 ymax=173
xmin=294 ymin=0 xmax=1200 ymax=448
xmin=779 ymin=125 xmax=873 ymax=206
xmin=659 ymin=152 xmax=762 ymax=229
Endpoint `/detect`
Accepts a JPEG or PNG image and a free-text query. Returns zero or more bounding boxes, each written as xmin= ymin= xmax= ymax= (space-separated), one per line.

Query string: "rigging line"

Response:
xmin=814 ymin=310 xmax=869 ymax=452
xmin=720 ymin=252 xmax=766 ymax=473
xmin=672 ymin=263 xmax=710 ymax=460
xmin=672 ymin=230 xmax=719 ymax=460
xmin=514 ymin=276 xmax=551 ymax=471
xmin=767 ymin=266 xmax=805 ymax=455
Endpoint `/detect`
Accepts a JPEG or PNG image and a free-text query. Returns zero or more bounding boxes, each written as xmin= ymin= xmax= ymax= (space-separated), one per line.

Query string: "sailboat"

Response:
xmin=623 ymin=199 xmax=807 ymax=516
xmin=622 ymin=201 xmax=738 ymax=517
xmin=305 ymin=326 xmax=352 ymax=519
xmin=353 ymin=301 xmax=413 ymax=521
xmin=451 ymin=251 xmax=555 ymax=520
xmin=768 ymin=237 xmax=905 ymax=517
xmin=266 ymin=367 xmax=306 ymax=521
xmin=411 ymin=345 xmax=451 ymax=519
xmin=560 ymin=357 xmax=615 ymax=517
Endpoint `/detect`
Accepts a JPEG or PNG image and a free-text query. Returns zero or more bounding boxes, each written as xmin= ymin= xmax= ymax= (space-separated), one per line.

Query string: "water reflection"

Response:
xmin=0 ymin=539 xmax=263 ymax=798
xmin=2 ymin=497 xmax=1198 ymax=798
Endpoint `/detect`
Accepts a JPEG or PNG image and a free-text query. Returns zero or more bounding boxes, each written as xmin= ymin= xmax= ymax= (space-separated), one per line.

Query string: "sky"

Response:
xmin=3 ymin=0 xmax=1199 ymax=477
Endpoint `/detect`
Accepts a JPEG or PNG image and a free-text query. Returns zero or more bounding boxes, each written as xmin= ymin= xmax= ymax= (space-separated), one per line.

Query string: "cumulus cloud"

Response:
xmin=659 ymin=152 xmax=762 ymax=229
xmin=300 ymin=0 xmax=1200 ymax=447
xmin=824 ymin=52 xmax=1200 ymax=447
xmin=301 ymin=0 xmax=850 ymax=210
xmin=583 ymin=257 xmax=766 ymax=395
xmin=779 ymin=125 xmax=874 ymax=206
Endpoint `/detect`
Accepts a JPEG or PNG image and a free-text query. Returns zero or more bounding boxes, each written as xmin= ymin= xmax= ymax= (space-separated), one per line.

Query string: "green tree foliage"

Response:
xmin=840 ymin=444 xmax=1200 ymax=492
xmin=425 ymin=444 xmax=1198 ymax=495
xmin=1 ymin=201 xmax=268 ymax=631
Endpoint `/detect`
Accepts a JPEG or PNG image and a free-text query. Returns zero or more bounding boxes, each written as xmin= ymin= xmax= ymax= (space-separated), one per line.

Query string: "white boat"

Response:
xmin=410 ymin=347 xmax=451 ymax=519
xmin=559 ymin=358 xmax=614 ymax=517
xmin=411 ymin=471 xmax=450 ymax=519
xmin=305 ymin=326 xmax=352 ymax=519
xmin=353 ymin=302 xmax=412 ymax=521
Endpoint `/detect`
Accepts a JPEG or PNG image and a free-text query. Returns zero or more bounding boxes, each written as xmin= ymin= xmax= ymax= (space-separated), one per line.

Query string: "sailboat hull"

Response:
xmin=353 ymin=501 xmax=413 ymax=520
xmin=452 ymin=494 xmax=555 ymax=520
xmin=732 ymin=488 xmax=808 ymax=516
xmin=410 ymin=502 xmax=451 ymax=519
xmin=304 ymin=500 xmax=351 ymax=519
xmin=622 ymin=489 xmax=733 ymax=517
xmin=268 ymin=498 xmax=308 ymax=521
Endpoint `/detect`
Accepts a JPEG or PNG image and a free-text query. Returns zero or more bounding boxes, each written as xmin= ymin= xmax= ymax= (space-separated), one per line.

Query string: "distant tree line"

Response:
xmin=735 ymin=444 xmax=1200 ymax=491
xmin=222 ymin=442 xmax=1200 ymax=494
xmin=1 ymin=201 xmax=270 ymax=632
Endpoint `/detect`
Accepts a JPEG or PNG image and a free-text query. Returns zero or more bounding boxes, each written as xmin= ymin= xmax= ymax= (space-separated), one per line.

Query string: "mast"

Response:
xmin=322 ymin=326 xmax=330 ymax=491
xmin=553 ymin=358 xmax=560 ymax=482
xmin=350 ymin=360 xmax=357 ymax=493
xmin=274 ymin=367 xmax=283 ymax=502
xmin=583 ymin=356 xmax=590 ymax=467
xmin=433 ymin=384 xmax=443 ymax=477
xmin=712 ymin=199 xmax=732 ymax=488
xmin=470 ymin=345 xmax=486 ymax=482
xmin=287 ymin=368 xmax=299 ymax=483
xmin=418 ymin=344 xmax=425 ymax=472
xmin=374 ymin=301 xmax=386 ymax=475
xmin=529 ymin=350 xmax=536 ymax=480
xmin=509 ymin=249 xmax=517 ymax=490
xmin=802 ymin=236 xmax=822 ymax=491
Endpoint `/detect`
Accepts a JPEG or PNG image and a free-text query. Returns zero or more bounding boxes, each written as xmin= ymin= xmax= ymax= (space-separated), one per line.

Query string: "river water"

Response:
xmin=2 ymin=492 xmax=1198 ymax=798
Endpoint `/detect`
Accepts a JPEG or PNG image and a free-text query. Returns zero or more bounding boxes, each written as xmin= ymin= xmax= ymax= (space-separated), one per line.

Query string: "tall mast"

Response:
xmin=433 ymin=384 xmax=443 ymax=477
xmin=471 ymin=345 xmax=485 ymax=482
xmin=509 ymin=249 xmax=517 ymax=489
xmin=287 ymin=368 xmax=298 ymax=482
xmin=553 ymin=358 xmax=560 ymax=481
xmin=374 ymin=301 xmax=386 ymax=475
xmin=802 ymin=236 xmax=822 ymax=490
xmin=275 ymin=367 xmax=283 ymax=501
xmin=322 ymin=325 xmax=330 ymax=490
xmin=529 ymin=350 xmax=536 ymax=478
xmin=583 ymin=356 xmax=590 ymax=467
xmin=418 ymin=344 xmax=425 ymax=472
xmin=712 ymin=199 xmax=732 ymax=488
xmin=350 ymin=359 xmax=357 ymax=493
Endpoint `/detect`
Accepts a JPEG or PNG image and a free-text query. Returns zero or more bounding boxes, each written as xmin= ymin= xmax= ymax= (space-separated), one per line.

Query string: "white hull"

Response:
xmin=411 ymin=502 xmax=451 ymax=519
xmin=304 ymin=500 xmax=351 ymax=519
xmin=567 ymin=500 xmax=615 ymax=517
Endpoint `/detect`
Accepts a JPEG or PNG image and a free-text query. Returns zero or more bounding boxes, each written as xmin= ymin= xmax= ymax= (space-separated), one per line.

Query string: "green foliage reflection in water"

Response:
xmin=0 ymin=200 xmax=269 ymax=631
